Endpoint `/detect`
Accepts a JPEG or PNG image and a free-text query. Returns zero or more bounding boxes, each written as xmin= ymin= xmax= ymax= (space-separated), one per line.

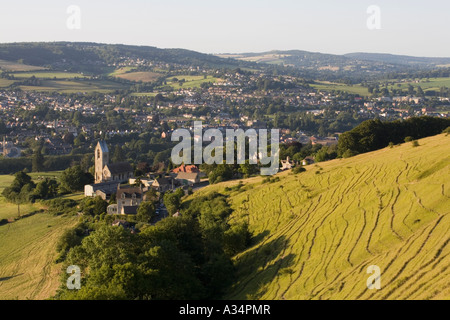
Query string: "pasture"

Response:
xmin=191 ymin=133 xmax=450 ymax=299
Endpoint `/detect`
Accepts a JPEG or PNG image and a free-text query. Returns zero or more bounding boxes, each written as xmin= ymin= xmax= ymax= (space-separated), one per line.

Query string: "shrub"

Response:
xmin=412 ymin=140 xmax=420 ymax=147
xmin=404 ymin=136 xmax=414 ymax=143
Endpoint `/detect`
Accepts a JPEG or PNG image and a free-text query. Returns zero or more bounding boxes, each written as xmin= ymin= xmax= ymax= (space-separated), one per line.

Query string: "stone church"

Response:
xmin=95 ymin=141 xmax=134 ymax=184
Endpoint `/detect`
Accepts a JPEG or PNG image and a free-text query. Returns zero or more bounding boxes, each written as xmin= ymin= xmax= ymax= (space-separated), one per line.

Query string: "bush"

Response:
xmin=404 ymin=136 xmax=414 ymax=143
xmin=412 ymin=140 xmax=420 ymax=147
xmin=292 ymin=166 xmax=306 ymax=174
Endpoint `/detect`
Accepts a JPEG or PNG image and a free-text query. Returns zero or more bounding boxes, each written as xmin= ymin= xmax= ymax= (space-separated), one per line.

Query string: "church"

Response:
xmin=95 ymin=141 xmax=134 ymax=184
xmin=84 ymin=141 xmax=134 ymax=199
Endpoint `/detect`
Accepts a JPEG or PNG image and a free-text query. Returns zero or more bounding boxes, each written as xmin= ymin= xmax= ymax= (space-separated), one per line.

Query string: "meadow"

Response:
xmin=191 ymin=133 xmax=450 ymax=299
xmin=162 ymin=75 xmax=219 ymax=89
xmin=388 ymin=77 xmax=450 ymax=93
xmin=310 ymin=81 xmax=370 ymax=96
xmin=0 ymin=213 xmax=78 ymax=299
xmin=0 ymin=171 xmax=62 ymax=221
xmin=11 ymin=71 xmax=88 ymax=79
xmin=0 ymin=59 xmax=47 ymax=72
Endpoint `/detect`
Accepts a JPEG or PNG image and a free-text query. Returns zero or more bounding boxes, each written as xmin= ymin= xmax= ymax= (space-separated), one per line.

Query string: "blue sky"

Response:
xmin=1 ymin=0 xmax=449 ymax=57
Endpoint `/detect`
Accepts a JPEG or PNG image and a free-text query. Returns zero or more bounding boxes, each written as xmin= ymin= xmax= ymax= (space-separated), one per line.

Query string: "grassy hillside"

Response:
xmin=191 ymin=133 xmax=450 ymax=300
xmin=0 ymin=213 xmax=78 ymax=300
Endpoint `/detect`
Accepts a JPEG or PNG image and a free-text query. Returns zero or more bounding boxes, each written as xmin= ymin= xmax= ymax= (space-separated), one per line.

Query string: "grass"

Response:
xmin=114 ymin=71 xmax=162 ymax=83
xmin=0 ymin=79 xmax=15 ymax=88
xmin=387 ymin=77 xmax=450 ymax=93
xmin=18 ymin=79 xmax=125 ymax=93
xmin=0 ymin=171 xmax=63 ymax=221
xmin=0 ymin=213 xmax=78 ymax=300
xmin=311 ymin=81 xmax=370 ymax=96
xmin=189 ymin=133 xmax=450 ymax=300
xmin=0 ymin=59 xmax=47 ymax=72
xmin=161 ymin=75 xmax=219 ymax=89
xmin=11 ymin=71 xmax=88 ymax=79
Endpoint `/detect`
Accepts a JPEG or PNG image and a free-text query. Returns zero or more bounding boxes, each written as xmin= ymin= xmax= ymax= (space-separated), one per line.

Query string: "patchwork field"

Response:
xmin=191 ymin=133 xmax=450 ymax=299
xmin=388 ymin=77 xmax=450 ymax=93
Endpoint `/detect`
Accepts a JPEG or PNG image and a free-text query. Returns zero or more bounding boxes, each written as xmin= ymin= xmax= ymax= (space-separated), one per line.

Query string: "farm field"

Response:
xmin=311 ymin=81 xmax=370 ymax=96
xmin=18 ymin=79 xmax=125 ymax=93
xmin=0 ymin=59 xmax=47 ymax=72
xmin=0 ymin=213 xmax=78 ymax=300
xmin=114 ymin=71 xmax=162 ymax=83
xmin=388 ymin=77 xmax=450 ymax=92
xmin=162 ymin=75 xmax=219 ymax=89
xmin=11 ymin=71 xmax=88 ymax=79
xmin=191 ymin=133 xmax=450 ymax=299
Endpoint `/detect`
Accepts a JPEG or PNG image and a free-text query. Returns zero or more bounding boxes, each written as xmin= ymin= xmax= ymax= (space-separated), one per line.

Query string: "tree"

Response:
xmin=32 ymin=148 xmax=45 ymax=172
xmin=136 ymin=201 xmax=156 ymax=223
xmin=112 ymin=145 xmax=125 ymax=163
xmin=60 ymin=165 xmax=94 ymax=193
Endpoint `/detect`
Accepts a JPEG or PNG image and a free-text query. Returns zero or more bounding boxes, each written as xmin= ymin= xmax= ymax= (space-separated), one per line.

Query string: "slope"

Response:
xmin=192 ymin=133 xmax=450 ymax=300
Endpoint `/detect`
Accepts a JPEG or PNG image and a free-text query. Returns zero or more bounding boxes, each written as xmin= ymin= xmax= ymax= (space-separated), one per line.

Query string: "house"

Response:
xmin=84 ymin=180 xmax=120 ymax=198
xmin=116 ymin=185 xmax=144 ymax=215
xmin=280 ymin=156 xmax=297 ymax=171
xmin=175 ymin=172 xmax=200 ymax=186
xmin=109 ymin=185 xmax=144 ymax=215
xmin=172 ymin=164 xmax=199 ymax=174
xmin=302 ymin=156 xmax=315 ymax=166
xmin=152 ymin=177 xmax=172 ymax=192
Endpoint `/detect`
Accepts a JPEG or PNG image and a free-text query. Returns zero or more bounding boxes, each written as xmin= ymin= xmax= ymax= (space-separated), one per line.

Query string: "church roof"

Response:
xmin=105 ymin=162 xmax=133 ymax=175
xmin=98 ymin=141 xmax=109 ymax=153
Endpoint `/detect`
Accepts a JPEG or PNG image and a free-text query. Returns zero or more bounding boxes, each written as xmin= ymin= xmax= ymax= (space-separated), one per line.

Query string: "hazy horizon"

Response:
xmin=1 ymin=0 xmax=449 ymax=58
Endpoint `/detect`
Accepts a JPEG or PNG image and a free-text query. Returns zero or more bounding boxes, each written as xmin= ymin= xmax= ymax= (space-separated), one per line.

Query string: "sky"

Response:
xmin=0 ymin=0 xmax=449 ymax=57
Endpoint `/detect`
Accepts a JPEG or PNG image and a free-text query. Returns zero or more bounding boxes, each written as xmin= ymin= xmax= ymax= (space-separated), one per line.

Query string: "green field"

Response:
xmin=191 ymin=133 xmax=450 ymax=299
xmin=12 ymin=71 xmax=88 ymax=79
xmin=388 ymin=77 xmax=450 ymax=92
xmin=18 ymin=79 xmax=124 ymax=93
xmin=311 ymin=81 xmax=370 ymax=96
xmin=0 ymin=213 xmax=78 ymax=299
xmin=162 ymin=75 xmax=219 ymax=89
xmin=0 ymin=59 xmax=47 ymax=72
xmin=0 ymin=79 xmax=15 ymax=88
xmin=0 ymin=171 xmax=62 ymax=220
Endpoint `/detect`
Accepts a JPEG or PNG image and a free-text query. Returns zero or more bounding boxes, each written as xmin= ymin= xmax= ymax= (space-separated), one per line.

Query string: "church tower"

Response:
xmin=95 ymin=141 xmax=109 ymax=184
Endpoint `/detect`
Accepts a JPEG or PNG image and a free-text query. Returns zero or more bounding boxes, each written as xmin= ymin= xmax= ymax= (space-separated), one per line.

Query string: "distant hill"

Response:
xmin=219 ymin=50 xmax=450 ymax=80
xmin=0 ymin=42 xmax=257 ymax=74
xmin=344 ymin=52 xmax=450 ymax=67
xmin=190 ymin=133 xmax=450 ymax=299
